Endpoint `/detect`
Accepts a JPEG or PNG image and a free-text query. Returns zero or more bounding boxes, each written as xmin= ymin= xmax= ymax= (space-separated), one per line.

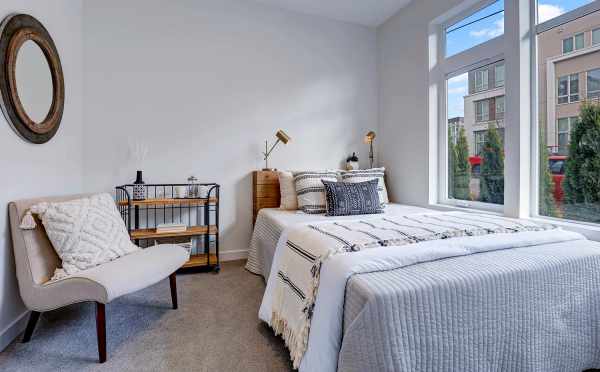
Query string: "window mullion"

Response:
xmin=504 ymin=0 xmax=532 ymax=218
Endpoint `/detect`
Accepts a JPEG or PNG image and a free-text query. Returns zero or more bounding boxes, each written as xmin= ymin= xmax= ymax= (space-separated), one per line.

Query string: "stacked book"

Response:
xmin=156 ymin=223 xmax=187 ymax=234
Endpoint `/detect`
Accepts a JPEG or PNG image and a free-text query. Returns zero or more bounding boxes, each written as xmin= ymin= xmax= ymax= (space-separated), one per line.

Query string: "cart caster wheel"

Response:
xmin=214 ymin=266 xmax=221 ymax=274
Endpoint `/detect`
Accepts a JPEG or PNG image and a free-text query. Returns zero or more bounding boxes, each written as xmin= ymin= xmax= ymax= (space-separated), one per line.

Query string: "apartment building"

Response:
xmin=462 ymin=60 xmax=505 ymax=156
xmin=448 ymin=116 xmax=464 ymax=145
xmin=539 ymin=11 xmax=600 ymax=155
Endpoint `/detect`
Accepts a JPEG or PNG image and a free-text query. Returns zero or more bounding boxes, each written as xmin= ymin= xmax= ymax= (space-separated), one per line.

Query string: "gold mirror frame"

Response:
xmin=0 ymin=14 xmax=64 ymax=144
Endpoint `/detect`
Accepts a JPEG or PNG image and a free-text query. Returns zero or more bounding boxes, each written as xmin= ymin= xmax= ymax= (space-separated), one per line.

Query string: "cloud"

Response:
xmin=538 ymin=4 xmax=564 ymax=23
xmin=448 ymin=86 xmax=467 ymax=95
xmin=469 ymin=18 xmax=504 ymax=38
xmin=449 ymin=73 xmax=468 ymax=84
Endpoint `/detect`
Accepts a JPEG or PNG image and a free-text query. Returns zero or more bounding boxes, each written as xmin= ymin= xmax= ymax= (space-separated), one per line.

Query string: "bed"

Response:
xmin=246 ymin=173 xmax=600 ymax=372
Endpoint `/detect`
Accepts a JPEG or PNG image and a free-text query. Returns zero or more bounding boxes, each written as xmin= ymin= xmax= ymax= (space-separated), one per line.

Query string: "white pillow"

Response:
xmin=340 ymin=167 xmax=389 ymax=205
xmin=278 ymin=171 xmax=298 ymax=210
xmin=30 ymin=193 xmax=140 ymax=280
xmin=293 ymin=170 xmax=339 ymax=214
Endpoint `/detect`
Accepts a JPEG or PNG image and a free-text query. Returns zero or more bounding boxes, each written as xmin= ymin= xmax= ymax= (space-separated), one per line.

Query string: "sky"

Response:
xmin=446 ymin=0 xmax=594 ymax=119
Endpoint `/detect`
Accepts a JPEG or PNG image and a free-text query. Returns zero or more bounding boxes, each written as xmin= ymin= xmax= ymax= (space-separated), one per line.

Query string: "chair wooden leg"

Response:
xmin=169 ymin=273 xmax=178 ymax=310
xmin=22 ymin=311 xmax=41 ymax=343
xmin=96 ymin=302 xmax=106 ymax=363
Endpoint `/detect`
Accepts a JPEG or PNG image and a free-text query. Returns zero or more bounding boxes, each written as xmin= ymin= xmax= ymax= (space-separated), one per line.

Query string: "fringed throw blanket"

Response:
xmin=269 ymin=212 xmax=555 ymax=368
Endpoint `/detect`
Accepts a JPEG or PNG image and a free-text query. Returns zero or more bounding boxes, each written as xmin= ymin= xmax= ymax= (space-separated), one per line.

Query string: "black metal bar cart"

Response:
xmin=115 ymin=183 xmax=220 ymax=273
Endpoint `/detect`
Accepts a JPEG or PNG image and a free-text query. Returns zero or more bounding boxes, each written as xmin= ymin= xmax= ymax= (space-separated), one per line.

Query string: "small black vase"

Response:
xmin=132 ymin=170 xmax=145 ymax=200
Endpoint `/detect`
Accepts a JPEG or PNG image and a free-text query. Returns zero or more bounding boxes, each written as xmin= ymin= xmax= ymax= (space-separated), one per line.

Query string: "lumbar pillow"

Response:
xmin=340 ymin=167 xmax=389 ymax=205
xmin=322 ymin=179 xmax=383 ymax=216
xmin=26 ymin=193 xmax=140 ymax=280
xmin=278 ymin=171 xmax=298 ymax=210
xmin=293 ymin=170 xmax=339 ymax=214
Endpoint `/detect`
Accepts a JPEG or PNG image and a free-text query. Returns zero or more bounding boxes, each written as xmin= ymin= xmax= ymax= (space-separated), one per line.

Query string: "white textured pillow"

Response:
xmin=279 ymin=171 xmax=298 ymax=210
xmin=30 ymin=193 xmax=140 ymax=280
xmin=293 ymin=170 xmax=340 ymax=214
xmin=340 ymin=168 xmax=389 ymax=205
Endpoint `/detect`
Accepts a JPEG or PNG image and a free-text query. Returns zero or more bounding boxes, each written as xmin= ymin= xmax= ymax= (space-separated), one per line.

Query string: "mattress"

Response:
xmin=245 ymin=203 xmax=433 ymax=279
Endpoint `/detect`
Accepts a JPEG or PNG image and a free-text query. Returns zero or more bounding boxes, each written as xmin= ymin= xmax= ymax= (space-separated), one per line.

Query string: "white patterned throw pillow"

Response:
xmin=29 ymin=193 xmax=140 ymax=280
xmin=293 ymin=170 xmax=339 ymax=214
xmin=340 ymin=168 xmax=389 ymax=205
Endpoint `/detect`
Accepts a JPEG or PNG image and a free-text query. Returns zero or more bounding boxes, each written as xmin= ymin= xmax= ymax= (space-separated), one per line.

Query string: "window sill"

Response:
xmin=427 ymin=204 xmax=600 ymax=242
xmin=556 ymin=100 xmax=580 ymax=106
xmin=427 ymin=202 xmax=503 ymax=215
xmin=529 ymin=216 xmax=600 ymax=242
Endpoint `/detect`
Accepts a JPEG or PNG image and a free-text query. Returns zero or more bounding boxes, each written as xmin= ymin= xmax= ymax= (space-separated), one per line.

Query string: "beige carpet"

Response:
xmin=0 ymin=260 xmax=293 ymax=372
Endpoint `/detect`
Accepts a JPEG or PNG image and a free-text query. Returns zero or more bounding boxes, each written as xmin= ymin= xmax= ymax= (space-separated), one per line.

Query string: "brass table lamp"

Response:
xmin=262 ymin=129 xmax=291 ymax=171
xmin=365 ymin=131 xmax=376 ymax=168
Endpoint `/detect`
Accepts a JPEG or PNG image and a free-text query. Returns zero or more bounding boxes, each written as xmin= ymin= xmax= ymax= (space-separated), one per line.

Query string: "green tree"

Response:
xmin=480 ymin=124 xmax=504 ymax=204
xmin=563 ymin=103 xmax=600 ymax=222
xmin=539 ymin=125 xmax=556 ymax=217
xmin=448 ymin=128 xmax=456 ymax=199
xmin=452 ymin=127 xmax=471 ymax=200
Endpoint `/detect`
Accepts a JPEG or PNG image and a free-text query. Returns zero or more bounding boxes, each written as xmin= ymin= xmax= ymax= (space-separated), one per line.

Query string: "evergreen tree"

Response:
xmin=563 ymin=103 xmax=600 ymax=222
xmin=539 ymin=125 xmax=556 ymax=217
xmin=448 ymin=128 xmax=456 ymax=199
xmin=453 ymin=127 xmax=471 ymax=200
xmin=480 ymin=124 xmax=504 ymax=204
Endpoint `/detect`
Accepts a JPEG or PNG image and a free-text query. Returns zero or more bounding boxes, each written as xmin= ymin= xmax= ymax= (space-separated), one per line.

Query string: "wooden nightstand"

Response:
xmin=252 ymin=170 xmax=281 ymax=224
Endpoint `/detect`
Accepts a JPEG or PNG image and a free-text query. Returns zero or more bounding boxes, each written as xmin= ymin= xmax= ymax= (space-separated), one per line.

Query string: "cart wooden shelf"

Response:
xmin=130 ymin=225 xmax=218 ymax=240
xmin=182 ymin=253 xmax=219 ymax=269
xmin=115 ymin=183 xmax=220 ymax=272
xmin=117 ymin=197 xmax=218 ymax=207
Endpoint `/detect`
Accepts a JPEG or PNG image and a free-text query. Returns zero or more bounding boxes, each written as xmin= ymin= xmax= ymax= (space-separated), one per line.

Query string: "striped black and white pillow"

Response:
xmin=340 ymin=168 xmax=389 ymax=205
xmin=293 ymin=170 xmax=340 ymax=214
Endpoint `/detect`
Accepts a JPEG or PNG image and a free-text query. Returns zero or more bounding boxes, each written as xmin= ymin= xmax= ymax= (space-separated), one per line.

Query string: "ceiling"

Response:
xmin=250 ymin=0 xmax=413 ymax=27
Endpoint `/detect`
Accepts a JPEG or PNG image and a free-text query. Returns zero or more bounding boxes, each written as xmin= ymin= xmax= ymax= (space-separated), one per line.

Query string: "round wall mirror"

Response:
xmin=0 ymin=14 xmax=65 ymax=144
xmin=15 ymin=40 xmax=54 ymax=124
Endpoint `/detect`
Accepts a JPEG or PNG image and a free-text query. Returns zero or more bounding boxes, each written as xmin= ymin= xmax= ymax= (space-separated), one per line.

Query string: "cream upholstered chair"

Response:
xmin=8 ymin=194 xmax=189 ymax=363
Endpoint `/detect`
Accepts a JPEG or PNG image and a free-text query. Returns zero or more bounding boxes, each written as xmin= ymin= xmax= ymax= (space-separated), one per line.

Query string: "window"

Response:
xmin=562 ymin=33 xmax=585 ymax=54
xmin=440 ymin=0 xmax=506 ymax=208
xmin=495 ymin=64 xmax=505 ymax=87
xmin=474 ymin=69 xmax=489 ymax=92
xmin=474 ymin=130 xmax=487 ymax=155
xmin=495 ymin=96 xmax=505 ymax=118
xmin=549 ymin=159 xmax=565 ymax=175
xmin=537 ymin=1 xmax=600 ymax=225
xmin=434 ymin=0 xmax=600 ymax=228
xmin=445 ymin=59 xmax=505 ymax=206
xmin=588 ymin=68 xmax=600 ymax=99
xmin=575 ymin=33 xmax=585 ymax=50
xmin=445 ymin=1 xmax=505 ymax=57
xmin=570 ymin=74 xmax=580 ymax=102
xmin=557 ymin=117 xmax=578 ymax=155
xmin=557 ymin=74 xmax=579 ymax=104
xmin=475 ymin=100 xmax=490 ymax=122
xmin=562 ymin=37 xmax=573 ymax=53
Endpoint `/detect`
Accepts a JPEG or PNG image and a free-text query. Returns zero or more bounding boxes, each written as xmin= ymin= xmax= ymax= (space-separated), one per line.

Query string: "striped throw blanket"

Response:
xmin=269 ymin=212 xmax=555 ymax=368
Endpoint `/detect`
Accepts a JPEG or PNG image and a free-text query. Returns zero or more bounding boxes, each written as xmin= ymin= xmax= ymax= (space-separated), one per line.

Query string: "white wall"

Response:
xmin=0 ymin=0 xmax=83 ymax=350
xmin=378 ymin=0 xmax=462 ymax=207
xmin=82 ymin=0 xmax=378 ymax=258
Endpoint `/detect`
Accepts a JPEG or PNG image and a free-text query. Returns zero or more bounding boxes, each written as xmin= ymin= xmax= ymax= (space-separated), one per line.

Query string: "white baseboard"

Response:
xmin=219 ymin=249 xmax=248 ymax=262
xmin=0 ymin=310 xmax=28 ymax=352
